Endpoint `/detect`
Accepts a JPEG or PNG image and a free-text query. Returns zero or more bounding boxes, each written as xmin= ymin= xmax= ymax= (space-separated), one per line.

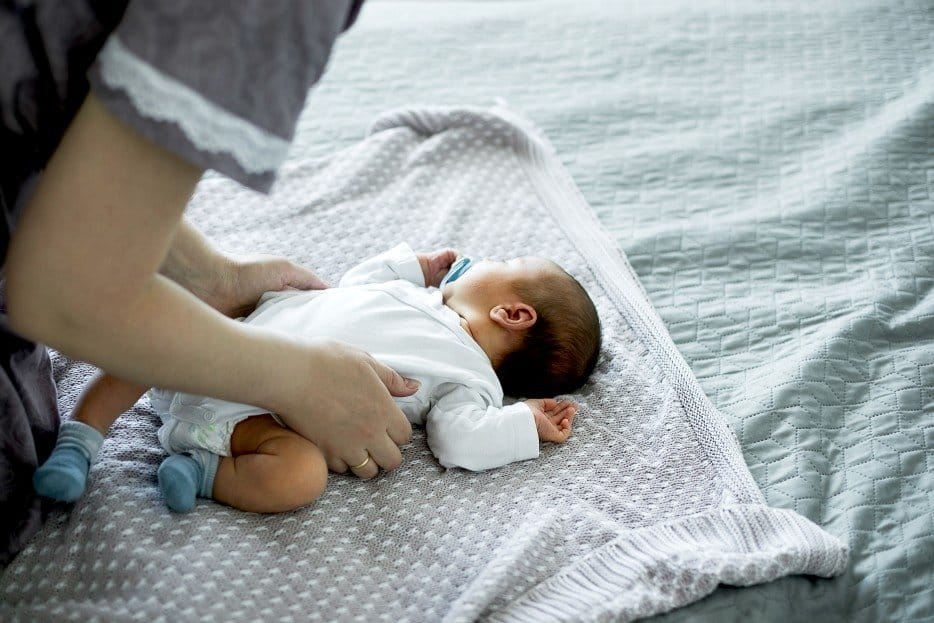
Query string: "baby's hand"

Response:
xmin=417 ymin=248 xmax=459 ymax=287
xmin=526 ymin=398 xmax=578 ymax=443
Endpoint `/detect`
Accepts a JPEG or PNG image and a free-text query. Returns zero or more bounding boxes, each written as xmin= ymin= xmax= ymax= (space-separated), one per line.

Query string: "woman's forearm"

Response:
xmin=159 ymin=218 xmax=233 ymax=308
xmin=3 ymin=93 xmax=295 ymax=412
xmin=40 ymin=270 xmax=304 ymax=414
xmin=5 ymin=93 xmax=414 ymax=473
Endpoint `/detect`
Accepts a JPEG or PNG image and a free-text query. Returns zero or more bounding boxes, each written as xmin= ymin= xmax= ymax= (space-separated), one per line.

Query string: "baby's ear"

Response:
xmin=490 ymin=303 xmax=537 ymax=331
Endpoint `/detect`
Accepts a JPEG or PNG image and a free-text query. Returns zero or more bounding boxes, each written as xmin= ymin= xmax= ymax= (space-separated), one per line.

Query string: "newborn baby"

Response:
xmin=35 ymin=244 xmax=601 ymax=513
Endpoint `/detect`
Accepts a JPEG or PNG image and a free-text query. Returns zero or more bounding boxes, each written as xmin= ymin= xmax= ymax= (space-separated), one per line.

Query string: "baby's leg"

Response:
xmin=34 ymin=373 xmax=148 ymax=502
xmin=74 ymin=373 xmax=149 ymax=435
xmin=213 ymin=414 xmax=328 ymax=513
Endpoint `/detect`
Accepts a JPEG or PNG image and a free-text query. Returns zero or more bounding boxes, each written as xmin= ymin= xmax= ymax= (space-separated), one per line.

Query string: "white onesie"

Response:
xmin=150 ymin=243 xmax=540 ymax=472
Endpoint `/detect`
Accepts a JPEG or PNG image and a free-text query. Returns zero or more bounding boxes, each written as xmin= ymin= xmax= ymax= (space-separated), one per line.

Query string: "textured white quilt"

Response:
xmin=5 ymin=0 xmax=932 ymax=619
xmin=0 ymin=104 xmax=847 ymax=622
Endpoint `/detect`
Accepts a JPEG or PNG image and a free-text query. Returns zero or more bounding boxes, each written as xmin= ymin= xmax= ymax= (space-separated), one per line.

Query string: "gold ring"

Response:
xmin=349 ymin=456 xmax=370 ymax=470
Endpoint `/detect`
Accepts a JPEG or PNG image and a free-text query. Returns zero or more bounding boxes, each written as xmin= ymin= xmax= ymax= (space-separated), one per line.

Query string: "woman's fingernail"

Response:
xmin=405 ymin=378 xmax=421 ymax=391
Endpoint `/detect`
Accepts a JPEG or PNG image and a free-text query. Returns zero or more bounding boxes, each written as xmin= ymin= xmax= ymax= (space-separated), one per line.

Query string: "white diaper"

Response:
xmin=148 ymin=388 xmax=269 ymax=457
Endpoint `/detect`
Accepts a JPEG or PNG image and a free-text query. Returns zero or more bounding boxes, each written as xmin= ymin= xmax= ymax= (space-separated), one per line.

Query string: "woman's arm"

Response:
xmin=4 ymin=94 xmax=413 ymax=473
xmin=161 ymin=218 xmax=330 ymax=318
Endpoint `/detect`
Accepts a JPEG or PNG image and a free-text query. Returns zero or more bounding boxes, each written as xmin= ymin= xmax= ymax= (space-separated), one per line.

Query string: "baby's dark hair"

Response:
xmin=496 ymin=263 xmax=601 ymax=397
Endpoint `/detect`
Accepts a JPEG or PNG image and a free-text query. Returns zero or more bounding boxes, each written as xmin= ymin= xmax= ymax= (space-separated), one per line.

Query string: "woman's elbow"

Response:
xmin=4 ymin=252 xmax=95 ymax=345
xmin=6 ymin=273 xmax=61 ymax=342
xmin=5 ymin=252 xmax=46 ymax=338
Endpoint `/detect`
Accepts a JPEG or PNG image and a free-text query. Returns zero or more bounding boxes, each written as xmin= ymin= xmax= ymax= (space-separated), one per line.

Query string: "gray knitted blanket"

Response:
xmin=0 ymin=105 xmax=847 ymax=622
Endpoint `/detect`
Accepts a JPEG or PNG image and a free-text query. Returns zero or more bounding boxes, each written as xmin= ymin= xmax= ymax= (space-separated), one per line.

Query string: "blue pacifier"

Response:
xmin=439 ymin=256 xmax=474 ymax=287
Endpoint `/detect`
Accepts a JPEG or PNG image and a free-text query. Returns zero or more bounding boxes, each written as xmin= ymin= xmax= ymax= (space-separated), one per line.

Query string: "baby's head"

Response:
xmin=441 ymin=256 xmax=601 ymax=396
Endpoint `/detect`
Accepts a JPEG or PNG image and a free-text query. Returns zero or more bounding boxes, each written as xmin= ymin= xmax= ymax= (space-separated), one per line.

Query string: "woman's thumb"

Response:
xmin=370 ymin=359 xmax=420 ymax=397
xmin=282 ymin=261 xmax=329 ymax=290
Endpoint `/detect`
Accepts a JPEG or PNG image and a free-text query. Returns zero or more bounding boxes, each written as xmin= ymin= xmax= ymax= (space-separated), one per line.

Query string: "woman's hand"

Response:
xmin=274 ymin=338 xmax=417 ymax=479
xmin=161 ymin=220 xmax=328 ymax=318
xmin=5 ymin=94 xmax=415 ymax=482
xmin=211 ymin=252 xmax=328 ymax=317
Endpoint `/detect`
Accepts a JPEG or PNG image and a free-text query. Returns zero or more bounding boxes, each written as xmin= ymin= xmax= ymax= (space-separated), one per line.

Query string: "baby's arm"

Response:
xmin=338 ymin=243 xmax=458 ymax=288
xmin=425 ymin=386 xmax=541 ymax=471
xmin=525 ymin=398 xmax=578 ymax=444
xmin=416 ymin=249 xmax=458 ymax=287
xmin=338 ymin=243 xmax=427 ymax=287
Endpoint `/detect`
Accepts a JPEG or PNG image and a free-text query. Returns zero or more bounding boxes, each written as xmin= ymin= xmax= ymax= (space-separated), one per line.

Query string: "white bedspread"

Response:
xmin=0 ymin=103 xmax=847 ymax=622
xmin=4 ymin=0 xmax=931 ymax=620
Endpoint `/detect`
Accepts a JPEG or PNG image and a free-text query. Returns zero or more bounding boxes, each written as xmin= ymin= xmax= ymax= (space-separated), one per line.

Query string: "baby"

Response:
xmin=35 ymin=244 xmax=601 ymax=513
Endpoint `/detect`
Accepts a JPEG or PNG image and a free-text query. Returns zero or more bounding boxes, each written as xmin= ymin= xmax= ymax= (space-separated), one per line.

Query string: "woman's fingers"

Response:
xmin=347 ymin=452 xmax=380 ymax=480
xmin=368 ymin=435 xmax=405 ymax=472
xmin=366 ymin=356 xmax=420 ymax=400
xmin=387 ymin=415 xmax=413 ymax=446
xmin=345 ymin=431 xmax=406 ymax=480
xmin=274 ymin=259 xmax=329 ymax=291
xmin=274 ymin=340 xmax=414 ymax=478
xmin=329 ymin=457 xmax=349 ymax=474
xmin=364 ymin=357 xmax=415 ymax=448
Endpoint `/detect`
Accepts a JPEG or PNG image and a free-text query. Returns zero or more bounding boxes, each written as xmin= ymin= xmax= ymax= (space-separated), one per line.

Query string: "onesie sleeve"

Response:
xmin=425 ymin=386 xmax=540 ymax=471
xmin=338 ymin=243 xmax=426 ymax=287
xmin=87 ymin=0 xmax=363 ymax=193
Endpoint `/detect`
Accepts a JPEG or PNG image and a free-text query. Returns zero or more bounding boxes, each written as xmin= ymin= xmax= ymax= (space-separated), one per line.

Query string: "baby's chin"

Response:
xmin=441 ymin=283 xmax=469 ymax=315
xmin=440 ymin=282 xmax=456 ymax=301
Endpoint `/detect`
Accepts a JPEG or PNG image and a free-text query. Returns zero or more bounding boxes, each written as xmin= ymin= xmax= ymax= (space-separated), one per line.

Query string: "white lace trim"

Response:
xmin=95 ymin=36 xmax=289 ymax=175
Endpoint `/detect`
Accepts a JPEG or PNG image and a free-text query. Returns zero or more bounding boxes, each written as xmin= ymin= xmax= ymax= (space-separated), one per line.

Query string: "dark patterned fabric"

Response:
xmin=88 ymin=0 xmax=362 ymax=191
xmin=0 ymin=0 xmax=363 ymax=566
xmin=0 ymin=0 xmax=123 ymax=570
xmin=0 ymin=312 xmax=59 ymax=568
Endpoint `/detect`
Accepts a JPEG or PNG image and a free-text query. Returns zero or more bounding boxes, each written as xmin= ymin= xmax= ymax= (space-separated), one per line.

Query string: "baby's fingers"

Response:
xmin=549 ymin=402 xmax=577 ymax=424
xmin=536 ymin=398 xmax=561 ymax=412
xmin=553 ymin=418 xmax=573 ymax=443
xmin=433 ymin=248 xmax=459 ymax=270
xmin=547 ymin=399 xmax=576 ymax=413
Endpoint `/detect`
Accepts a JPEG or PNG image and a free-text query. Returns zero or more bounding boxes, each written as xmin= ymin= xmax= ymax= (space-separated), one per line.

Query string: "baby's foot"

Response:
xmin=33 ymin=447 xmax=90 ymax=502
xmin=33 ymin=421 xmax=104 ymax=502
xmin=158 ymin=454 xmax=202 ymax=513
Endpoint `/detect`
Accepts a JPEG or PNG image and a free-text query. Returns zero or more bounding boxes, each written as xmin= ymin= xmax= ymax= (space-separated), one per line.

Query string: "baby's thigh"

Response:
xmin=229 ymin=414 xmax=329 ymax=508
xmin=229 ymin=414 xmax=324 ymax=462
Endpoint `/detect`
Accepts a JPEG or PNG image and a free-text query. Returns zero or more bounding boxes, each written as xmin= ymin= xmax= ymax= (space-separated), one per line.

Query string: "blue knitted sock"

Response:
xmin=33 ymin=421 xmax=104 ymax=502
xmin=158 ymin=454 xmax=199 ymax=513
xmin=190 ymin=449 xmax=220 ymax=499
xmin=157 ymin=450 xmax=219 ymax=513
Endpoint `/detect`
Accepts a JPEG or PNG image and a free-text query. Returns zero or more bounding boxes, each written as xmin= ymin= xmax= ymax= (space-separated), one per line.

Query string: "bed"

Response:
xmin=2 ymin=0 xmax=932 ymax=621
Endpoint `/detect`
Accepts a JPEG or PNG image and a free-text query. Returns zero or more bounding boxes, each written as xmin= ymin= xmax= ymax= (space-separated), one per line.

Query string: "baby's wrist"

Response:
xmin=530 ymin=410 xmax=545 ymax=432
xmin=415 ymin=254 xmax=431 ymax=285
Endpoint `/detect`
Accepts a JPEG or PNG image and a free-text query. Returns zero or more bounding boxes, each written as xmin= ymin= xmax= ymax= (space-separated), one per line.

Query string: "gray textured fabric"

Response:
xmin=0 ymin=104 xmax=847 ymax=622
xmin=2 ymin=0 xmax=931 ymax=620
xmin=288 ymin=2 xmax=934 ymax=620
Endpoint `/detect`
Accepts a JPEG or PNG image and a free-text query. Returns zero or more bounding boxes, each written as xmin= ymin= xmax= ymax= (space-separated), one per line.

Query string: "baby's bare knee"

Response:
xmin=263 ymin=437 xmax=327 ymax=511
